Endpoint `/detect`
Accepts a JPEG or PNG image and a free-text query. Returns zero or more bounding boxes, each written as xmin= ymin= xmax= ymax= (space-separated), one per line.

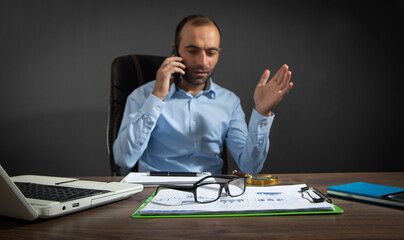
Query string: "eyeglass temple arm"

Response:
xmin=194 ymin=175 xmax=244 ymax=185
xmin=156 ymin=184 xmax=194 ymax=193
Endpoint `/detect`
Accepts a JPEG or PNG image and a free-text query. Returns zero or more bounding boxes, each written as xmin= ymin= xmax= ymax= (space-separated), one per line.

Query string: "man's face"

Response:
xmin=178 ymin=23 xmax=221 ymax=86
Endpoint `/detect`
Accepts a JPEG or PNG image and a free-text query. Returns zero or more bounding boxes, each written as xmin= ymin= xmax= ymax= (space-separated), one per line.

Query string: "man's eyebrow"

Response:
xmin=184 ymin=45 xmax=220 ymax=51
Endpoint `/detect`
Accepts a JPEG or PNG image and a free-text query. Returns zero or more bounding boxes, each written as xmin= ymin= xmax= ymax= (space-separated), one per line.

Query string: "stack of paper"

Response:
xmin=120 ymin=172 xmax=211 ymax=187
xmin=139 ymin=184 xmax=335 ymax=215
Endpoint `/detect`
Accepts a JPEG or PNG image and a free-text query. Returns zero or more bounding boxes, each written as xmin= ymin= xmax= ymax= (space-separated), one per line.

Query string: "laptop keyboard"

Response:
xmin=15 ymin=182 xmax=111 ymax=202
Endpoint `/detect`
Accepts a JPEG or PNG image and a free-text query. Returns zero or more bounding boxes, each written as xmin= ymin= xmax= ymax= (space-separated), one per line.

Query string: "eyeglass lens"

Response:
xmin=195 ymin=183 xmax=222 ymax=203
xmin=195 ymin=178 xmax=246 ymax=203
xmin=227 ymin=178 xmax=245 ymax=196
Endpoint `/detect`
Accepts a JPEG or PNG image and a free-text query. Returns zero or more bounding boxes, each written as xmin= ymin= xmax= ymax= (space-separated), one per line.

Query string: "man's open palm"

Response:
xmin=254 ymin=64 xmax=293 ymax=116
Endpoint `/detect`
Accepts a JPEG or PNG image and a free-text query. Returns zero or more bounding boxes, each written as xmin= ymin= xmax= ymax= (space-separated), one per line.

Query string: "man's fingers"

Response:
xmin=276 ymin=69 xmax=293 ymax=98
xmin=258 ymin=69 xmax=270 ymax=86
xmin=282 ymin=82 xmax=293 ymax=97
xmin=270 ymin=65 xmax=283 ymax=84
xmin=160 ymin=57 xmax=185 ymax=75
xmin=168 ymin=55 xmax=183 ymax=62
xmin=162 ymin=56 xmax=183 ymax=68
xmin=174 ymin=66 xmax=186 ymax=75
xmin=171 ymin=61 xmax=186 ymax=71
xmin=272 ymin=64 xmax=288 ymax=85
xmin=279 ymin=69 xmax=292 ymax=89
xmin=280 ymin=80 xmax=293 ymax=97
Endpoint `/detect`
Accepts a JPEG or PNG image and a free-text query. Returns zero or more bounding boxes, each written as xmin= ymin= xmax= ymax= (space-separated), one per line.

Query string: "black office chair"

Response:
xmin=107 ymin=54 xmax=228 ymax=176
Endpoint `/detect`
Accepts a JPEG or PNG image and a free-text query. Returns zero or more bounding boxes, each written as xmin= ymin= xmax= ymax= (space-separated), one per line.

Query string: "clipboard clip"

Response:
xmin=300 ymin=186 xmax=332 ymax=203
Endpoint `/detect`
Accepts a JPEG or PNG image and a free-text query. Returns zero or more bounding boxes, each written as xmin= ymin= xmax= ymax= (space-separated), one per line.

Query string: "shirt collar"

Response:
xmin=166 ymin=78 xmax=216 ymax=100
xmin=201 ymin=78 xmax=216 ymax=99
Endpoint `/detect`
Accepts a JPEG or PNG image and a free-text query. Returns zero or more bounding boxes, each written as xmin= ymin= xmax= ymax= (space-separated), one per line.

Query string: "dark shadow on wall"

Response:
xmin=0 ymin=109 xmax=110 ymax=177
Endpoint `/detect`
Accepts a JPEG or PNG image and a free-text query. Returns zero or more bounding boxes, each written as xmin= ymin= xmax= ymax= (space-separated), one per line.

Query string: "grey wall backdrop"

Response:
xmin=1 ymin=0 xmax=403 ymax=176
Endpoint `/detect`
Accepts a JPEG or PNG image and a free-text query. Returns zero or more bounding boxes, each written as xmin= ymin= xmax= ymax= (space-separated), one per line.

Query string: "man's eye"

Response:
xmin=206 ymin=50 xmax=218 ymax=57
xmin=187 ymin=49 xmax=199 ymax=55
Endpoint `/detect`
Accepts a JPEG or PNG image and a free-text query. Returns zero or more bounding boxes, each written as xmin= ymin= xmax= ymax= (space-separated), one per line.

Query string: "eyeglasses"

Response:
xmin=155 ymin=175 xmax=247 ymax=204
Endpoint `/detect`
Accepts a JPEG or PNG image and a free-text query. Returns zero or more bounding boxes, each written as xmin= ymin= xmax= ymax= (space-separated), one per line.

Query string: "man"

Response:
xmin=113 ymin=14 xmax=293 ymax=175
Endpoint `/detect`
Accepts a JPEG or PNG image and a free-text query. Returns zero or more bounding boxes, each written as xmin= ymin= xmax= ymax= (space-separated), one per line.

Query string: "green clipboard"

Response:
xmin=131 ymin=192 xmax=344 ymax=219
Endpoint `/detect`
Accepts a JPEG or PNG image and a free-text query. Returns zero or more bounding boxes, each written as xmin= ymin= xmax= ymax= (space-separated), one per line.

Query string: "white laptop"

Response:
xmin=0 ymin=164 xmax=143 ymax=221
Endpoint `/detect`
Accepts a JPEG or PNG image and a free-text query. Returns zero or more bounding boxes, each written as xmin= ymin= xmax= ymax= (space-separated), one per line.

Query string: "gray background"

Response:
xmin=1 ymin=0 xmax=403 ymax=176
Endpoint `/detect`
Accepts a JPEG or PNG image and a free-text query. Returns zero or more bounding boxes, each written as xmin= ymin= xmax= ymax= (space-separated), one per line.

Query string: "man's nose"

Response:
xmin=196 ymin=51 xmax=208 ymax=66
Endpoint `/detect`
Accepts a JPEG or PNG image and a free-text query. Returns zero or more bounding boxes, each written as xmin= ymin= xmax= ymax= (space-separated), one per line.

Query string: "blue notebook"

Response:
xmin=327 ymin=182 xmax=404 ymax=208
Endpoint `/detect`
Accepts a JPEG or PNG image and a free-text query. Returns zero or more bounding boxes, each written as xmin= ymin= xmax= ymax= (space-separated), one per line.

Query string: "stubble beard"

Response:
xmin=183 ymin=67 xmax=214 ymax=86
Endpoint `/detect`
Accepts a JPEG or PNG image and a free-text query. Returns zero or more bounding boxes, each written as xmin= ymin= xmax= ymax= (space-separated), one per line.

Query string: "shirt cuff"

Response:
xmin=249 ymin=108 xmax=274 ymax=134
xmin=140 ymin=94 xmax=165 ymax=119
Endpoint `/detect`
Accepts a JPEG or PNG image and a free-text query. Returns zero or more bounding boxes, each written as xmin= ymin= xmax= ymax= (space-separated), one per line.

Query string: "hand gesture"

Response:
xmin=254 ymin=64 xmax=293 ymax=116
xmin=153 ymin=55 xmax=185 ymax=101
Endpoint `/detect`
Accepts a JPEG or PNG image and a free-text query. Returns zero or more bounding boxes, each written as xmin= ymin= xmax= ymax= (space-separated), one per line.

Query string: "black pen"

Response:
xmin=147 ymin=171 xmax=200 ymax=177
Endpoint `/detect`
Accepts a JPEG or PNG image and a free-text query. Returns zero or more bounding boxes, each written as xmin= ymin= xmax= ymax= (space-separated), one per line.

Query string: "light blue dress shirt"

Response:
xmin=113 ymin=78 xmax=274 ymax=175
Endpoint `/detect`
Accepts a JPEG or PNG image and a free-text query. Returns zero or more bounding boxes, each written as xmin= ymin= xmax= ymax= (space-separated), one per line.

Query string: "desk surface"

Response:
xmin=1 ymin=172 xmax=403 ymax=240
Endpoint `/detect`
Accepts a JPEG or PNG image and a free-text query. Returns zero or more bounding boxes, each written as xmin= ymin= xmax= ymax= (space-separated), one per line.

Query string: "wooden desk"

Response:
xmin=1 ymin=172 xmax=403 ymax=239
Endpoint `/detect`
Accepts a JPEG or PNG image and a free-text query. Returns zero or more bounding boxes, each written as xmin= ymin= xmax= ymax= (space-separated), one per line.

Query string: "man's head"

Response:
xmin=174 ymin=15 xmax=221 ymax=86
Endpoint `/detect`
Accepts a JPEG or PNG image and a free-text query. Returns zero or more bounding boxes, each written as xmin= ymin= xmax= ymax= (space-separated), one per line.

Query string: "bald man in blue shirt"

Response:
xmin=113 ymin=15 xmax=293 ymax=175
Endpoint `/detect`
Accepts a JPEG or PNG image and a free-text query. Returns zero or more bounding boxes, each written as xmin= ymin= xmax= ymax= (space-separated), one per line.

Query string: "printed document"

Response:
xmin=140 ymin=184 xmax=334 ymax=215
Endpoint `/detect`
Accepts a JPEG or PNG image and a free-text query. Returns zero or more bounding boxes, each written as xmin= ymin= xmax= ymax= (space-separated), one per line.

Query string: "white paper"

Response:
xmin=140 ymin=184 xmax=334 ymax=215
xmin=120 ymin=172 xmax=211 ymax=186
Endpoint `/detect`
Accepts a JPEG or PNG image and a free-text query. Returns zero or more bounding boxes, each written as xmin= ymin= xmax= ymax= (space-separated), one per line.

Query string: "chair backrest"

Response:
xmin=108 ymin=54 xmax=165 ymax=176
xmin=107 ymin=54 xmax=228 ymax=176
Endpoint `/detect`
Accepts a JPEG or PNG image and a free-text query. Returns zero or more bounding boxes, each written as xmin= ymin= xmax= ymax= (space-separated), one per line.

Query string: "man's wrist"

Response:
xmin=254 ymin=107 xmax=272 ymax=117
xmin=152 ymin=91 xmax=166 ymax=101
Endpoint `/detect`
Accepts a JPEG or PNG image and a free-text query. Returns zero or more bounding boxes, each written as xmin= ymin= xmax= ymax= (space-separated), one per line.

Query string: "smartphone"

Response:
xmin=172 ymin=45 xmax=182 ymax=85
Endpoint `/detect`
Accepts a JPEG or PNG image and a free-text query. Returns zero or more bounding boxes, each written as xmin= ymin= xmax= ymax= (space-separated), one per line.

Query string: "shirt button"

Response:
xmin=191 ymin=121 xmax=196 ymax=125
xmin=143 ymin=129 xmax=148 ymax=133
xmin=156 ymin=106 xmax=161 ymax=111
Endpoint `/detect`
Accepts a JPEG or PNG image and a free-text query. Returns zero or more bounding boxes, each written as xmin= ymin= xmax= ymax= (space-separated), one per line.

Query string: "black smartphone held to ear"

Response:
xmin=172 ymin=45 xmax=182 ymax=85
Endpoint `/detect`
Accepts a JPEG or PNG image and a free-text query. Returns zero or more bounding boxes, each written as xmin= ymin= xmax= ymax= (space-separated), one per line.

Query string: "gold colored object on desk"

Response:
xmin=232 ymin=170 xmax=278 ymax=186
